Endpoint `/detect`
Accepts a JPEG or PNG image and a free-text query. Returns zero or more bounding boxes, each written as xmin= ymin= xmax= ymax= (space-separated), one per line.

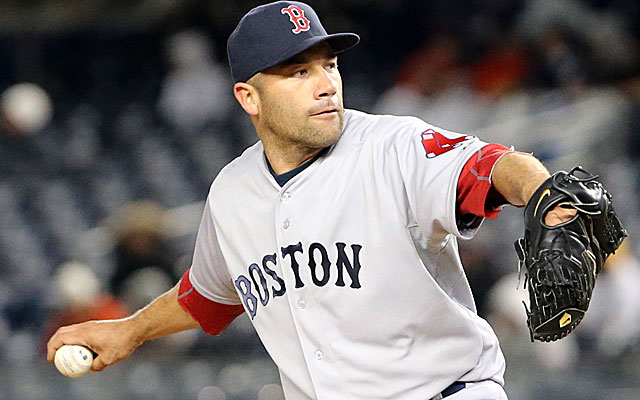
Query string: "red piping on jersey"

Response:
xmin=457 ymin=143 xmax=511 ymax=219
xmin=178 ymin=269 xmax=245 ymax=336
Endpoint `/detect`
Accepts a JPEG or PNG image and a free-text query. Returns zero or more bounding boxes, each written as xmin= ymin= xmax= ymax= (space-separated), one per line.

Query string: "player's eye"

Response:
xmin=292 ymin=68 xmax=308 ymax=77
xmin=326 ymin=62 xmax=338 ymax=71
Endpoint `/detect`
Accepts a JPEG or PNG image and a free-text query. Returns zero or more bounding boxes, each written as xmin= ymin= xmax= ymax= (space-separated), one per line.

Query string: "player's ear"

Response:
xmin=233 ymin=82 xmax=260 ymax=116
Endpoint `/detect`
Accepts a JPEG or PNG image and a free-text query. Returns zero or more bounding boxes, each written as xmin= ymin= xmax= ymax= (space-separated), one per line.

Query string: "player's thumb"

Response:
xmin=91 ymin=355 xmax=109 ymax=372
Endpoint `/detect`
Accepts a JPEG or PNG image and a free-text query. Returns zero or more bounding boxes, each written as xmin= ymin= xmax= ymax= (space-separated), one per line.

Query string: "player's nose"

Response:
xmin=314 ymin=68 xmax=337 ymax=99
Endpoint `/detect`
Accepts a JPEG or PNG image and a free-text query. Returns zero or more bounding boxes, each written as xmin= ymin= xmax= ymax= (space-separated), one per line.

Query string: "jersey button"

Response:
xmin=314 ymin=350 xmax=323 ymax=360
xmin=282 ymin=192 xmax=291 ymax=201
xmin=298 ymin=299 xmax=306 ymax=309
xmin=283 ymin=219 xmax=290 ymax=229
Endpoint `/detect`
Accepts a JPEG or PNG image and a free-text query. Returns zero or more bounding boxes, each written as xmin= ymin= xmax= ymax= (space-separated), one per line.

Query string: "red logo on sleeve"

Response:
xmin=281 ymin=6 xmax=311 ymax=34
xmin=421 ymin=129 xmax=475 ymax=158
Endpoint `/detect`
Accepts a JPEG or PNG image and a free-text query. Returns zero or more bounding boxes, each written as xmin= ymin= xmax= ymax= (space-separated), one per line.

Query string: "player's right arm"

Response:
xmin=48 ymin=187 xmax=245 ymax=373
xmin=46 ymin=278 xmax=199 ymax=372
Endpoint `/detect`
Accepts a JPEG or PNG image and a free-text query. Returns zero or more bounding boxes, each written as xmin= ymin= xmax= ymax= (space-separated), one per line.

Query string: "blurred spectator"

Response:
xmin=373 ymin=35 xmax=464 ymax=107
xmin=120 ymin=266 xmax=175 ymax=311
xmin=528 ymin=28 xmax=587 ymax=92
xmin=459 ymin=240 xmax=502 ymax=318
xmin=471 ymin=34 xmax=529 ymax=99
xmin=373 ymin=35 xmax=488 ymax=132
xmin=105 ymin=201 xmax=178 ymax=302
xmin=487 ymin=272 xmax=579 ymax=371
xmin=157 ymin=29 xmax=233 ymax=132
xmin=516 ymin=0 xmax=639 ymax=80
xmin=43 ymin=261 xmax=129 ymax=348
xmin=578 ymin=242 xmax=640 ymax=357
xmin=623 ymin=75 xmax=640 ymax=163
xmin=0 ymin=82 xmax=53 ymax=138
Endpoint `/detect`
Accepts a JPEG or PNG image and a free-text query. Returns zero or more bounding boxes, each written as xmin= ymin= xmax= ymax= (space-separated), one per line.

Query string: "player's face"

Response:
xmin=253 ymin=43 xmax=344 ymax=149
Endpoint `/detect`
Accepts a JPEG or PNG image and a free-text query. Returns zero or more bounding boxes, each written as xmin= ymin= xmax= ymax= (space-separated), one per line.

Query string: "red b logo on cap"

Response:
xmin=281 ymin=5 xmax=311 ymax=34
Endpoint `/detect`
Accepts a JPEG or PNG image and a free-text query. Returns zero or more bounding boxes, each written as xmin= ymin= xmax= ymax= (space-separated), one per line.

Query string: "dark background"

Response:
xmin=1 ymin=1 xmax=640 ymax=399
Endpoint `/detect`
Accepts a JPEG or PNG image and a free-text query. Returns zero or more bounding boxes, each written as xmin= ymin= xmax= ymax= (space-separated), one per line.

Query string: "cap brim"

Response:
xmin=324 ymin=32 xmax=360 ymax=54
xmin=255 ymin=32 xmax=360 ymax=78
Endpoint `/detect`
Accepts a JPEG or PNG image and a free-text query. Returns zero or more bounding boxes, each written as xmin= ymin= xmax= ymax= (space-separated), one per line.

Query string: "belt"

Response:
xmin=430 ymin=381 xmax=466 ymax=400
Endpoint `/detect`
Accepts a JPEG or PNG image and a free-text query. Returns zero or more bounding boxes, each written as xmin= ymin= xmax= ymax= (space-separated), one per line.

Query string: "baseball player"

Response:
xmin=47 ymin=2 xmax=625 ymax=399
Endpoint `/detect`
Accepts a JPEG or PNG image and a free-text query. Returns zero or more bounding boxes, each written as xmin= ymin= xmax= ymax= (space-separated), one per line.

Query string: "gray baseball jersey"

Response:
xmin=188 ymin=109 xmax=506 ymax=399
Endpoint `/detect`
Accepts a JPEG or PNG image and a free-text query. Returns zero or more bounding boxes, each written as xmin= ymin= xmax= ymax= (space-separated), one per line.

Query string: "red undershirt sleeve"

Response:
xmin=177 ymin=269 xmax=245 ymax=336
xmin=456 ymin=143 xmax=512 ymax=219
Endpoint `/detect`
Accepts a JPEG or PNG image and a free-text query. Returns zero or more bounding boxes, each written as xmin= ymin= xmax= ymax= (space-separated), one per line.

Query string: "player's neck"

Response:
xmin=263 ymin=144 xmax=324 ymax=175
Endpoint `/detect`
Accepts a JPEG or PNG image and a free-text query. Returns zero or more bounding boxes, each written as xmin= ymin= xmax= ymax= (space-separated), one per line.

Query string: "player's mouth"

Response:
xmin=310 ymin=108 xmax=339 ymax=118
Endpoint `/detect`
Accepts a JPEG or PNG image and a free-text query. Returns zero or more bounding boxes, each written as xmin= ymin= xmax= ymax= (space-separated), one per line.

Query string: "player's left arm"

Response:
xmin=489 ymin=152 xmax=576 ymax=225
xmin=490 ymin=151 xmax=628 ymax=342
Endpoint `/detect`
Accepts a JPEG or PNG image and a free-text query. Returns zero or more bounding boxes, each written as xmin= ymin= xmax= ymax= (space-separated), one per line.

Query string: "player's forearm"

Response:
xmin=46 ymin=279 xmax=201 ymax=370
xmin=122 ymin=279 xmax=200 ymax=343
xmin=491 ymin=152 xmax=550 ymax=207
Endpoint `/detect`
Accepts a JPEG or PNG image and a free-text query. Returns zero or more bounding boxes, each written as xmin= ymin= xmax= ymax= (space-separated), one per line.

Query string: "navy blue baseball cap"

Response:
xmin=227 ymin=1 xmax=360 ymax=83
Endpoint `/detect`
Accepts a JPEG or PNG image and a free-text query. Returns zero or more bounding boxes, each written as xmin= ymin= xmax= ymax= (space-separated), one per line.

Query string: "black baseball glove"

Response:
xmin=514 ymin=166 xmax=627 ymax=342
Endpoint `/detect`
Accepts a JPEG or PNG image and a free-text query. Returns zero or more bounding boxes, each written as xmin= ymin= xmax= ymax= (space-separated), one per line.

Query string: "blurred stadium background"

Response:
xmin=1 ymin=0 xmax=639 ymax=399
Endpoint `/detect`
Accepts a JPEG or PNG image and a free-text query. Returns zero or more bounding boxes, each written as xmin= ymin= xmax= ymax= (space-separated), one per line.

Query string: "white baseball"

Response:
xmin=54 ymin=345 xmax=94 ymax=378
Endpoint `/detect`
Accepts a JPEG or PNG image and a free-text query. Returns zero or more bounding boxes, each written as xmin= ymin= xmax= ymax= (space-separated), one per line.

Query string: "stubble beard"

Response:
xmin=263 ymin=97 xmax=345 ymax=150
xmin=299 ymin=107 xmax=344 ymax=148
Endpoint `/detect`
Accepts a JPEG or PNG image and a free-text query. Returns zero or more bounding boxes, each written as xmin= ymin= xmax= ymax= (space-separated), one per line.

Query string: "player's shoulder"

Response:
xmin=209 ymin=140 xmax=263 ymax=194
xmin=343 ymin=109 xmax=431 ymax=144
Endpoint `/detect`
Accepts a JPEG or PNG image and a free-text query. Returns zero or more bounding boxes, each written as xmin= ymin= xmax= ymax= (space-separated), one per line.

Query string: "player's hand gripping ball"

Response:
xmin=54 ymin=345 xmax=93 ymax=378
